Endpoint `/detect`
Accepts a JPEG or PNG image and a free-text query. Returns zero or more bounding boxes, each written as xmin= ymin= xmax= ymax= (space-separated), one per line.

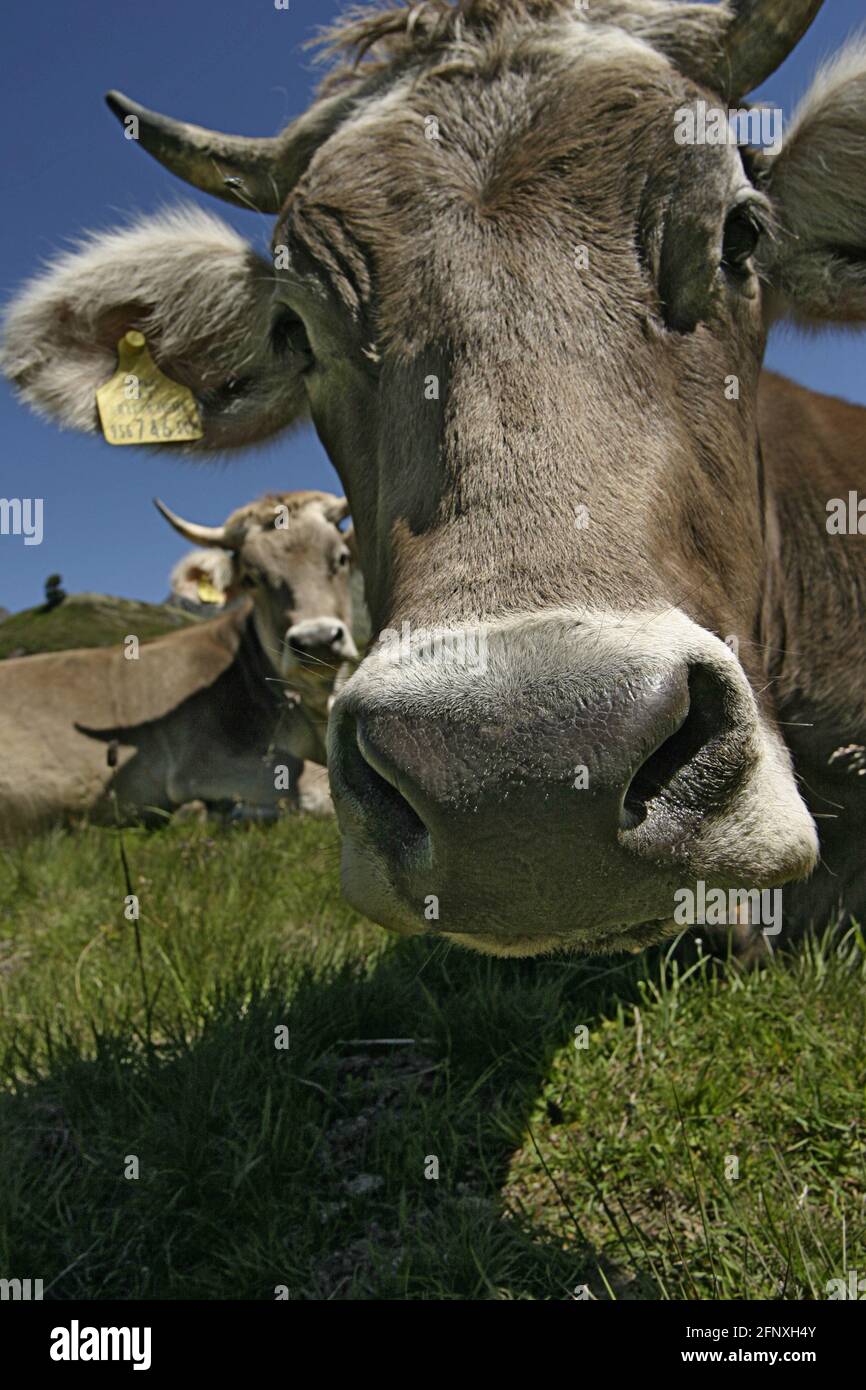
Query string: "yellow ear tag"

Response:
xmin=196 ymin=577 xmax=225 ymax=606
xmin=96 ymin=331 xmax=204 ymax=445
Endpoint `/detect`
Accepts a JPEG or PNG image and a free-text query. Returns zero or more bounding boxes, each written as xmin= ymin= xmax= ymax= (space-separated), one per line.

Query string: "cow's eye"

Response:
xmin=271 ymin=307 xmax=314 ymax=370
xmin=721 ymin=207 xmax=763 ymax=272
xmin=335 ymin=547 xmax=351 ymax=571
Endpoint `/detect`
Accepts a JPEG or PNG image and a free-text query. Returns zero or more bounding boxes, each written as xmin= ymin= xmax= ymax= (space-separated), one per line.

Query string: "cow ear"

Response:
xmin=0 ymin=206 xmax=306 ymax=452
xmin=170 ymin=548 xmax=236 ymax=606
xmin=757 ymin=42 xmax=866 ymax=326
xmin=323 ymin=496 xmax=350 ymax=527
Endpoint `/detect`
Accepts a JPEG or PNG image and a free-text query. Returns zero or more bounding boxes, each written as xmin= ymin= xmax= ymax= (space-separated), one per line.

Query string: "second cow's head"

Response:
xmin=157 ymin=491 xmax=357 ymax=688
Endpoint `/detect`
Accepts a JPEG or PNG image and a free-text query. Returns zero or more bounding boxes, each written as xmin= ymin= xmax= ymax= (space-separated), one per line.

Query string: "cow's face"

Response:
xmin=279 ymin=54 xmax=771 ymax=642
xmin=156 ymin=492 xmax=357 ymax=690
xmin=271 ymin=29 xmax=814 ymax=952
xmin=4 ymin=0 xmax=864 ymax=954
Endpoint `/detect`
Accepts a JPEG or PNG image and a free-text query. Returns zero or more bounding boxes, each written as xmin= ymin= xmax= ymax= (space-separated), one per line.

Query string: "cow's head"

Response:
xmin=155 ymin=491 xmax=357 ymax=691
xmin=3 ymin=0 xmax=866 ymax=953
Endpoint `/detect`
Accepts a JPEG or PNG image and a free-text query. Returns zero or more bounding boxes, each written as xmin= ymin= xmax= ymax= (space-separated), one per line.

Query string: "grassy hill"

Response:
xmin=0 ymin=593 xmax=198 ymax=661
xmin=0 ymin=815 xmax=862 ymax=1300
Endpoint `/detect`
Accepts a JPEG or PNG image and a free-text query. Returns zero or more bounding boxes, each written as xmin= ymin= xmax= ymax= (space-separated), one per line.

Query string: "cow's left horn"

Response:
xmin=716 ymin=0 xmax=824 ymax=98
xmin=154 ymin=498 xmax=241 ymax=550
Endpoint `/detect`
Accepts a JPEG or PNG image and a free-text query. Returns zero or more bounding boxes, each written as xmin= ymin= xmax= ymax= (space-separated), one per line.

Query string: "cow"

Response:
xmin=0 ymin=491 xmax=358 ymax=837
xmin=2 ymin=0 xmax=865 ymax=955
xmin=168 ymin=538 xmax=373 ymax=649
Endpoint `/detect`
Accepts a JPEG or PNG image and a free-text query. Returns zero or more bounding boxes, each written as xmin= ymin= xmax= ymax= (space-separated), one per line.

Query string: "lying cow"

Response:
xmin=0 ymin=491 xmax=357 ymax=838
xmin=169 ymin=539 xmax=372 ymax=651
xmin=3 ymin=0 xmax=866 ymax=955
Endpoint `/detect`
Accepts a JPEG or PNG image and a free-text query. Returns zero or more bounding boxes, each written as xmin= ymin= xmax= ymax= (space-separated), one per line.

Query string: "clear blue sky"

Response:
xmin=1 ymin=0 xmax=863 ymax=612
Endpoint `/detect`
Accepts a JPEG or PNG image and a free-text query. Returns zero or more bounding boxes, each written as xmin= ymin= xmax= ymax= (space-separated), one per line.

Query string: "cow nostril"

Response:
xmin=620 ymin=665 xmax=735 ymax=830
xmin=340 ymin=716 xmax=431 ymax=861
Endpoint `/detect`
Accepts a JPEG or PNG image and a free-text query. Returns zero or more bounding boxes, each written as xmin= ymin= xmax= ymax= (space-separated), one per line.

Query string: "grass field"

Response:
xmin=0 ymin=594 xmax=197 ymax=661
xmin=0 ymin=816 xmax=863 ymax=1300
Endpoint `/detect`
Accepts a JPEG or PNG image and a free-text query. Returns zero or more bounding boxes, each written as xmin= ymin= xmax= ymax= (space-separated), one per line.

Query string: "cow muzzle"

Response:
xmin=327 ymin=610 xmax=818 ymax=955
xmin=285 ymin=618 xmax=358 ymax=676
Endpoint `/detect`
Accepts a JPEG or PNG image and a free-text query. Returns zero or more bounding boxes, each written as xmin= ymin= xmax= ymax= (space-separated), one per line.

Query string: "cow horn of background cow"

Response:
xmin=105 ymin=87 xmax=365 ymax=213
xmin=153 ymin=498 xmax=242 ymax=550
xmin=715 ymin=0 xmax=824 ymax=98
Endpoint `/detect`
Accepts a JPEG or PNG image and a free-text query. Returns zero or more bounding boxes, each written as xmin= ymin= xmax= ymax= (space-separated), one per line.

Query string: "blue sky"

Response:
xmin=1 ymin=0 xmax=864 ymax=612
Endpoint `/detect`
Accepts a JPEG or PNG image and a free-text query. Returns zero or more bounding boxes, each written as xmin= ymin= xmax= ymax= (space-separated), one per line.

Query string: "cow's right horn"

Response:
xmin=154 ymin=498 xmax=242 ymax=550
xmin=106 ymin=92 xmax=288 ymax=213
xmin=105 ymin=86 xmax=366 ymax=214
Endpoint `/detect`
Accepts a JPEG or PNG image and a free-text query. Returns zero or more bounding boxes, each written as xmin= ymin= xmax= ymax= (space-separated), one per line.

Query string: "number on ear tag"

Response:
xmin=96 ymin=331 xmax=204 ymax=445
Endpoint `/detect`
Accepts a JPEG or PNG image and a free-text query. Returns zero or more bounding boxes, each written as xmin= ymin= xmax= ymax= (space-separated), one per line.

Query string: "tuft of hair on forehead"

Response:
xmin=312 ymin=0 xmax=730 ymax=93
xmin=224 ymin=490 xmax=342 ymax=530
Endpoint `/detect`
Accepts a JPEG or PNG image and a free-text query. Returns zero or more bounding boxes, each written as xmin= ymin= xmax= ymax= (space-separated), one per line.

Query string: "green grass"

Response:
xmin=0 ymin=593 xmax=197 ymax=660
xmin=0 ymin=818 xmax=863 ymax=1300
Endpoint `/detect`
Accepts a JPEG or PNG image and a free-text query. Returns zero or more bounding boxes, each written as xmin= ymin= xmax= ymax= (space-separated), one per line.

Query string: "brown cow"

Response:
xmin=2 ymin=1 xmax=865 ymax=953
xmin=0 ymin=492 xmax=357 ymax=836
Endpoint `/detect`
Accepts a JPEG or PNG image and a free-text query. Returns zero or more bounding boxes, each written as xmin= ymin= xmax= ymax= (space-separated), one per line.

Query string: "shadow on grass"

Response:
xmin=0 ymin=933 xmax=662 ymax=1301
